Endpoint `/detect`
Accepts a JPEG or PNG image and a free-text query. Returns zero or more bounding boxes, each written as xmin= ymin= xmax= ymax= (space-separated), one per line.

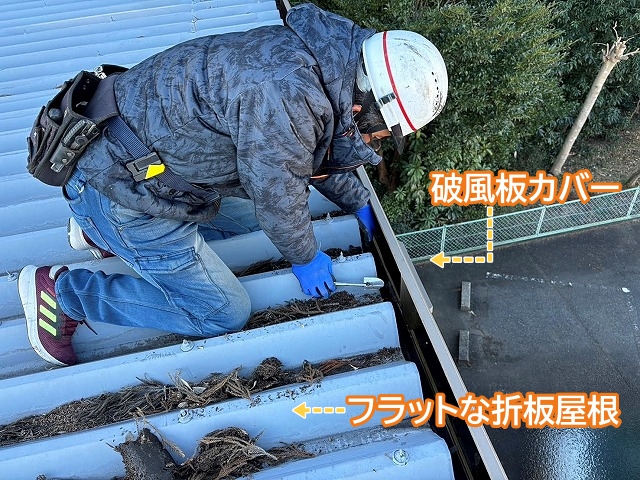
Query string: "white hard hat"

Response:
xmin=358 ymin=31 xmax=448 ymax=148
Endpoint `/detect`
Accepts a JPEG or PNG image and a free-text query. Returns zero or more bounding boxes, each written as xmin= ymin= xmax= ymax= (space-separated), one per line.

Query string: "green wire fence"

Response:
xmin=397 ymin=187 xmax=640 ymax=263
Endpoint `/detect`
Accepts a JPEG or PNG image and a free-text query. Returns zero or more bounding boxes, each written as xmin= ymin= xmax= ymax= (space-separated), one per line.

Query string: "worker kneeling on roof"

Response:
xmin=19 ymin=3 xmax=448 ymax=367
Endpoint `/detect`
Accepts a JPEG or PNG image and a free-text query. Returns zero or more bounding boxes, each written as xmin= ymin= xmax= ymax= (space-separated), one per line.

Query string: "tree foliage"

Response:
xmin=549 ymin=0 xmax=640 ymax=137
xmin=400 ymin=1 xmax=567 ymax=229
xmin=341 ymin=0 xmax=567 ymax=230
xmin=292 ymin=0 xmax=639 ymax=232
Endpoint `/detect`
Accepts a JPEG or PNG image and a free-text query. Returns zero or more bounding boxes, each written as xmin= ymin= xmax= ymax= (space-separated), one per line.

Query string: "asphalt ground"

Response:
xmin=415 ymin=219 xmax=640 ymax=480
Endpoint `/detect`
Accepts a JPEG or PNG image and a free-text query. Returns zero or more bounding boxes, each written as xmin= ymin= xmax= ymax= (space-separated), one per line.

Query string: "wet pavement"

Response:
xmin=416 ymin=219 xmax=640 ymax=480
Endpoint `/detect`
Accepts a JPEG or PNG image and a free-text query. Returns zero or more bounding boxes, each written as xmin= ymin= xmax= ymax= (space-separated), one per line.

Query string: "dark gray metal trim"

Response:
xmin=357 ymin=167 xmax=508 ymax=480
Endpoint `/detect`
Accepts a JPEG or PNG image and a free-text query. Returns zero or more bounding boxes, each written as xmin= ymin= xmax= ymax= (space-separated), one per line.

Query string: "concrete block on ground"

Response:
xmin=458 ymin=330 xmax=470 ymax=365
xmin=461 ymin=281 xmax=471 ymax=311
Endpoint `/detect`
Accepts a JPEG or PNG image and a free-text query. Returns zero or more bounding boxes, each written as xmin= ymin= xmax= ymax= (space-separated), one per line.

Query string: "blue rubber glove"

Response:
xmin=355 ymin=204 xmax=376 ymax=242
xmin=291 ymin=251 xmax=336 ymax=298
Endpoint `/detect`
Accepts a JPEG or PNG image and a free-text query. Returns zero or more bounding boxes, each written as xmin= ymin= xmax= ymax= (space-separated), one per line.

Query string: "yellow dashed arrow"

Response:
xmin=292 ymin=402 xmax=346 ymax=419
xmin=430 ymin=207 xmax=495 ymax=268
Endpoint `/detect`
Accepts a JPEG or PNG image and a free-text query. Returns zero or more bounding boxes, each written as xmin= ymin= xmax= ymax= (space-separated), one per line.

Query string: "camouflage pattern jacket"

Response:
xmin=76 ymin=4 xmax=379 ymax=265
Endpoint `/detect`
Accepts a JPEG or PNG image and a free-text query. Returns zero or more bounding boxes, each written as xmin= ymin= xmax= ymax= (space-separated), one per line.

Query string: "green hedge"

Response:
xmin=290 ymin=1 xmax=639 ymax=231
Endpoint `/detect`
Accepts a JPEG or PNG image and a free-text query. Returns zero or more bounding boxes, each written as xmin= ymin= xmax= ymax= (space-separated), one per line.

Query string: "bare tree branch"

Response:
xmin=550 ymin=26 xmax=639 ymax=176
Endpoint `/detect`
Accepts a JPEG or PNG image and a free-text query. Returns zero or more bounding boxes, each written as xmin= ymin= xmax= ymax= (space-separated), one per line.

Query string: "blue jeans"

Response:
xmin=56 ymin=169 xmax=260 ymax=337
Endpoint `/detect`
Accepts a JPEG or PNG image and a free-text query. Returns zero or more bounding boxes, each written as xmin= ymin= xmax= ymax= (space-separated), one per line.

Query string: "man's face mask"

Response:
xmin=354 ymin=57 xmax=406 ymax=154
xmin=311 ymin=124 xmax=381 ymax=180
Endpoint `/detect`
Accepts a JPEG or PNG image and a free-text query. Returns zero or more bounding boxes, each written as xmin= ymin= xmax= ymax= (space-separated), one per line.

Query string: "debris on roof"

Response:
xmin=0 ymin=1 xmax=455 ymax=478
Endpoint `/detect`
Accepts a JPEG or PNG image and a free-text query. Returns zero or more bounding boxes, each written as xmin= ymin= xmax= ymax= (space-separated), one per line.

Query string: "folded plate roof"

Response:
xmin=0 ymin=1 xmax=454 ymax=478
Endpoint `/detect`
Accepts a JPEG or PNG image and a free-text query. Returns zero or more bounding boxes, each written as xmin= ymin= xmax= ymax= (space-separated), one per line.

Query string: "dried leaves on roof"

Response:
xmin=0 ymin=348 xmax=402 ymax=447
xmin=174 ymin=427 xmax=313 ymax=480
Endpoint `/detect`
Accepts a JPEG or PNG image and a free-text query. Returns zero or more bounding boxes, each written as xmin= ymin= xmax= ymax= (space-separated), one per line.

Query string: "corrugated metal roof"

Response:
xmin=0 ymin=1 xmax=454 ymax=478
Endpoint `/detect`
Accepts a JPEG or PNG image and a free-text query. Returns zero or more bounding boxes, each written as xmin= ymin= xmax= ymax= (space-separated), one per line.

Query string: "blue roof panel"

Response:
xmin=0 ymin=1 xmax=455 ymax=478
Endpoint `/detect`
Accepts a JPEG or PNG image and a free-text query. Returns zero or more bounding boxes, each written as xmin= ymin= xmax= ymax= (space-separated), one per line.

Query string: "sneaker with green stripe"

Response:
xmin=18 ymin=265 xmax=80 ymax=366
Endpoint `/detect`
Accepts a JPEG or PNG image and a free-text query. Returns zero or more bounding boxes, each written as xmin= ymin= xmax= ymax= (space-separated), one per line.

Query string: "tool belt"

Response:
xmin=27 ymin=68 xmax=113 ymax=186
xmin=26 ymin=65 xmax=220 ymax=205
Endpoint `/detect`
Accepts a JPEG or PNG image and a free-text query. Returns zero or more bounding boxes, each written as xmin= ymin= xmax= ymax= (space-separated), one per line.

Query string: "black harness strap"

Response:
xmin=86 ymin=74 xmax=220 ymax=204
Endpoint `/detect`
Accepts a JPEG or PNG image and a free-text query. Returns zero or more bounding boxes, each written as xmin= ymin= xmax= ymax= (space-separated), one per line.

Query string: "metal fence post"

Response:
xmin=627 ymin=187 xmax=640 ymax=217
xmin=535 ymin=207 xmax=547 ymax=236
xmin=441 ymin=225 xmax=447 ymax=253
